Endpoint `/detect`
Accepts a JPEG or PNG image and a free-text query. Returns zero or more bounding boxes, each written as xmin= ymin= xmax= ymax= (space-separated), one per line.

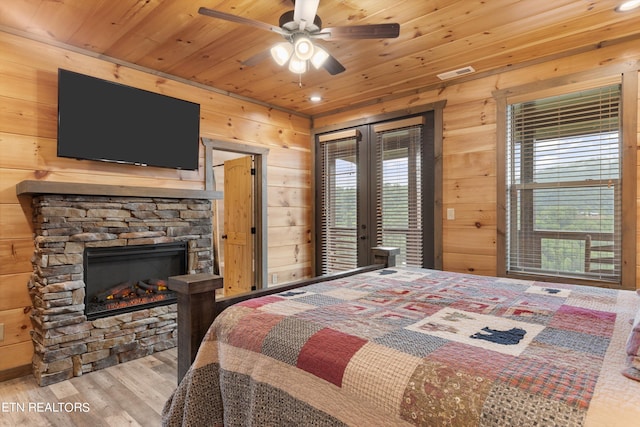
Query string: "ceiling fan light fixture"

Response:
xmin=616 ymin=0 xmax=640 ymax=11
xmin=293 ymin=36 xmax=315 ymax=61
xmin=310 ymin=46 xmax=330 ymax=69
xmin=288 ymin=56 xmax=308 ymax=74
xmin=271 ymin=42 xmax=293 ymax=66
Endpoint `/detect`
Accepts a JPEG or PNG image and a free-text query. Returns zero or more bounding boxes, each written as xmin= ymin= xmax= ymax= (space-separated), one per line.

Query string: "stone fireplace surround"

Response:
xmin=16 ymin=181 xmax=220 ymax=386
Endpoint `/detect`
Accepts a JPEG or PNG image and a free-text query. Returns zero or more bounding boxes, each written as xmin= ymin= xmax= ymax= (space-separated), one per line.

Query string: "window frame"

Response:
xmin=495 ymin=70 xmax=637 ymax=290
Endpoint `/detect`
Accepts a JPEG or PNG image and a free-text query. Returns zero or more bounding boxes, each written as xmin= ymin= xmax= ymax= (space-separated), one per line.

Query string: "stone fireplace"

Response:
xmin=17 ymin=180 xmax=220 ymax=386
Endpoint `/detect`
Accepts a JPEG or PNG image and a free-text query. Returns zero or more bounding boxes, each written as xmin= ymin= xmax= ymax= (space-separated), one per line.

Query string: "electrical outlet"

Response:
xmin=272 ymin=274 xmax=278 ymax=284
xmin=447 ymin=208 xmax=455 ymax=220
xmin=0 ymin=323 xmax=4 ymax=342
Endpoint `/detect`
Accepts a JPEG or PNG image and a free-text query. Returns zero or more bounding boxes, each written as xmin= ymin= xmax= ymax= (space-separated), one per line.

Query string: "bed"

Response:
xmin=162 ymin=259 xmax=640 ymax=426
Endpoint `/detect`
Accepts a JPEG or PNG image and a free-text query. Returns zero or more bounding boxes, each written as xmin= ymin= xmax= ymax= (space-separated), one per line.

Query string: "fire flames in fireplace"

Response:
xmin=88 ymin=278 xmax=175 ymax=313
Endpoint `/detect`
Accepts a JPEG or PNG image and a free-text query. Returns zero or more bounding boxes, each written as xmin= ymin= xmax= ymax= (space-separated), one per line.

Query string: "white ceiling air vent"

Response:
xmin=437 ymin=66 xmax=476 ymax=80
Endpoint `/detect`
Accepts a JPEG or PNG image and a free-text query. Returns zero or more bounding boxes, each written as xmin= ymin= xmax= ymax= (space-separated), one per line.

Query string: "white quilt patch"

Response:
xmin=526 ymin=285 xmax=571 ymax=298
xmin=405 ymin=307 xmax=545 ymax=356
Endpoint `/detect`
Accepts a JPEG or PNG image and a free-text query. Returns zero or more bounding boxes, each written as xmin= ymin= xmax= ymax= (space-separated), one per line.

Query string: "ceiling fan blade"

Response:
xmin=319 ymin=23 xmax=400 ymax=40
xmin=293 ymin=0 xmax=320 ymax=28
xmin=198 ymin=7 xmax=286 ymax=35
xmin=322 ymin=54 xmax=346 ymax=75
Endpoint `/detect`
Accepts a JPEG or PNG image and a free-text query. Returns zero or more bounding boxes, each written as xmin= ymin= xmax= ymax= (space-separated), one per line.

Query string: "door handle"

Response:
xmin=359 ymin=235 xmax=367 ymax=240
xmin=221 ymin=234 xmax=228 ymax=239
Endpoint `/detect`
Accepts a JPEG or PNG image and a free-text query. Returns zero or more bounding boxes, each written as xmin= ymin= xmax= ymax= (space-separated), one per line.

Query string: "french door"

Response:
xmin=316 ymin=113 xmax=435 ymax=274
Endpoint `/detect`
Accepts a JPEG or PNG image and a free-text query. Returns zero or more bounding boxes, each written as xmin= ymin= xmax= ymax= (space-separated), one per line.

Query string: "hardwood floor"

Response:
xmin=0 ymin=348 xmax=178 ymax=427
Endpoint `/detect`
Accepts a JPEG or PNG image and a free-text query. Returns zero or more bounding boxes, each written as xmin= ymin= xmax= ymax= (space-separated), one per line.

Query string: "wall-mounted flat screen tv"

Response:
xmin=57 ymin=69 xmax=200 ymax=170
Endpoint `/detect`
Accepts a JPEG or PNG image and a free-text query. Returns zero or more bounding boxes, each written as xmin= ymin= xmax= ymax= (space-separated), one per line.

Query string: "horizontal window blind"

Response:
xmin=319 ymin=136 xmax=358 ymax=274
xmin=375 ymin=123 xmax=423 ymax=267
xmin=506 ymin=84 xmax=621 ymax=282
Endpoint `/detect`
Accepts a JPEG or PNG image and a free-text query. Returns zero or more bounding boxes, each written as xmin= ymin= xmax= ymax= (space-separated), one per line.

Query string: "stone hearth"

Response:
xmin=18 ymin=182 xmax=218 ymax=386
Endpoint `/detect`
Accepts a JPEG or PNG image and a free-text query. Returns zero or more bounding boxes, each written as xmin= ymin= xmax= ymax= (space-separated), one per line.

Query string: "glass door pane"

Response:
xmin=319 ymin=137 xmax=358 ymax=274
xmin=375 ymin=125 xmax=423 ymax=267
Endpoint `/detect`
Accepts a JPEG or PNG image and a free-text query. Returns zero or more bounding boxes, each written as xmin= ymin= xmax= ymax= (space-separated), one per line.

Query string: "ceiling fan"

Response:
xmin=198 ymin=0 xmax=400 ymax=75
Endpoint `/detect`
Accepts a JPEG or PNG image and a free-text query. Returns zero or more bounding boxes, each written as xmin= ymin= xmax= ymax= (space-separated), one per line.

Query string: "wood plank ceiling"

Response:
xmin=1 ymin=0 xmax=640 ymax=117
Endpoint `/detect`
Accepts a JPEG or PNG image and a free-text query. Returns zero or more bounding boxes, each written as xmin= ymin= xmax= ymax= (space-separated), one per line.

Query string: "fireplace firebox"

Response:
xmin=84 ymin=242 xmax=187 ymax=320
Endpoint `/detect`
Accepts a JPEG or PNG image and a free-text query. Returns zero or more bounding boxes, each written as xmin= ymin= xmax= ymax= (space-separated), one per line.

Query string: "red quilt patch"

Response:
xmin=297 ymin=328 xmax=367 ymax=387
xmin=238 ymin=295 xmax=285 ymax=308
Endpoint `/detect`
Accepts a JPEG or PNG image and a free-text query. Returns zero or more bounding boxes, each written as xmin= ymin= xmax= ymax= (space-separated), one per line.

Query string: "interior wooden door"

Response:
xmin=223 ymin=155 xmax=253 ymax=296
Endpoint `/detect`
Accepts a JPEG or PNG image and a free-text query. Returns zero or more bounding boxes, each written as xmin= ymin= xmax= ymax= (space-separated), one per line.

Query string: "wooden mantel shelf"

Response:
xmin=16 ymin=180 xmax=222 ymax=200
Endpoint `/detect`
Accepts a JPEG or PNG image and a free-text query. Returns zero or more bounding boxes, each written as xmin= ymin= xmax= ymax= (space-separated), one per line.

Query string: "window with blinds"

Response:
xmin=375 ymin=123 xmax=423 ymax=267
xmin=506 ymin=84 xmax=622 ymax=282
xmin=318 ymin=133 xmax=359 ymax=273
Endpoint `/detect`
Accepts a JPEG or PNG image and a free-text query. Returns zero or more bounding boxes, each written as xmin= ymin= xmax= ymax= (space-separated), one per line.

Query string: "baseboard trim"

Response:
xmin=0 ymin=364 xmax=31 ymax=383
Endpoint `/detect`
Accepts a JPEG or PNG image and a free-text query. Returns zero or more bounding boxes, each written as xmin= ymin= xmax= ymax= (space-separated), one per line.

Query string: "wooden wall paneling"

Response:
xmin=442 ymin=177 xmax=498 ymax=205
xmin=268 ymin=165 xmax=311 ymax=188
xmin=0 ymin=307 xmax=31 ymax=347
xmin=0 ymin=171 xmax=34 ymax=204
xmin=268 ymin=226 xmax=311 ymax=247
xmin=0 ymin=61 xmax=58 ymax=104
xmin=621 ymin=70 xmax=638 ymax=289
xmin=0 ymin=204 xmax=33 ymax=239
xmin=268 ymin=206 xmax=311 ymax=228
xmin=0 ymin=132 xmax=50 ymax=171
xmin=310 ymin=88 xmax=438 ymax=128
xmin=267 ymin=147 xmax=312 ymax=170
xmin=0 ymin=300 xmax=32 ymax=374
xmin=443 ymin=253 xmax=497 ymax=277
xmin=0 ymin=240 xmax=33 ymax=275
xmin=443 ymin=228 xmax=497 ymax=257
xmin=199 ymin=110 xmax=307 ymax=150
xmin=0 ymin=273 xmax=31 ymax=312
xmin=442 ymin=150 xmax=496 ymax=181
xmin=637 ymin=70 xmax=640 ymax=289
xmin=0 ymin=341 xmax=33 ymax=372
xmin=0 ymin=132 xmax=204 ymax=186
xmin=0 ymin=95 xmax=57 ymax=139
xmin=268 ymin=243 xmax=313 ymax=269
xmin=267 ymin=263 xmax=313 ymax=286
xmin=444 ymin=100 xmax=497 ymax=132
xmin=442 ymin=128 xmax=496 ymax=156
xmin=200 ymin=102 xmax=310 ymax=135
xmin=268 ymin=186 xmax=312 ymax=209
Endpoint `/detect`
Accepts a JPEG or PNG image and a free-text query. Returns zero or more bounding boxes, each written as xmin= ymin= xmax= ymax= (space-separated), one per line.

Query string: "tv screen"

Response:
xmin=57 ymin=69 xmax=200 ymax=170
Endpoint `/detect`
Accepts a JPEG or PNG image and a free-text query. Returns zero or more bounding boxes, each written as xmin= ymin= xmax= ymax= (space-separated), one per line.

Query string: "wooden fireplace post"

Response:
xmin=168 ymin=273 xmax=223 ymax=383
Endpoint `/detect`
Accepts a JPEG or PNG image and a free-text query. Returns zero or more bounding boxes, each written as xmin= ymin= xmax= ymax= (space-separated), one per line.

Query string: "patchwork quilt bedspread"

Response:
xmin=162 ymin=267 xmax=640 ymax=426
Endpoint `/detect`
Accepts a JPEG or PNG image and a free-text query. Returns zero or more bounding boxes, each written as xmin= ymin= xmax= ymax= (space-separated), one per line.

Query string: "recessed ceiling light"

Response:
xmin=310 ymin=95 xmax=322 ymax=102
xmin=616 ymin=0 xmax=640 ymax=12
